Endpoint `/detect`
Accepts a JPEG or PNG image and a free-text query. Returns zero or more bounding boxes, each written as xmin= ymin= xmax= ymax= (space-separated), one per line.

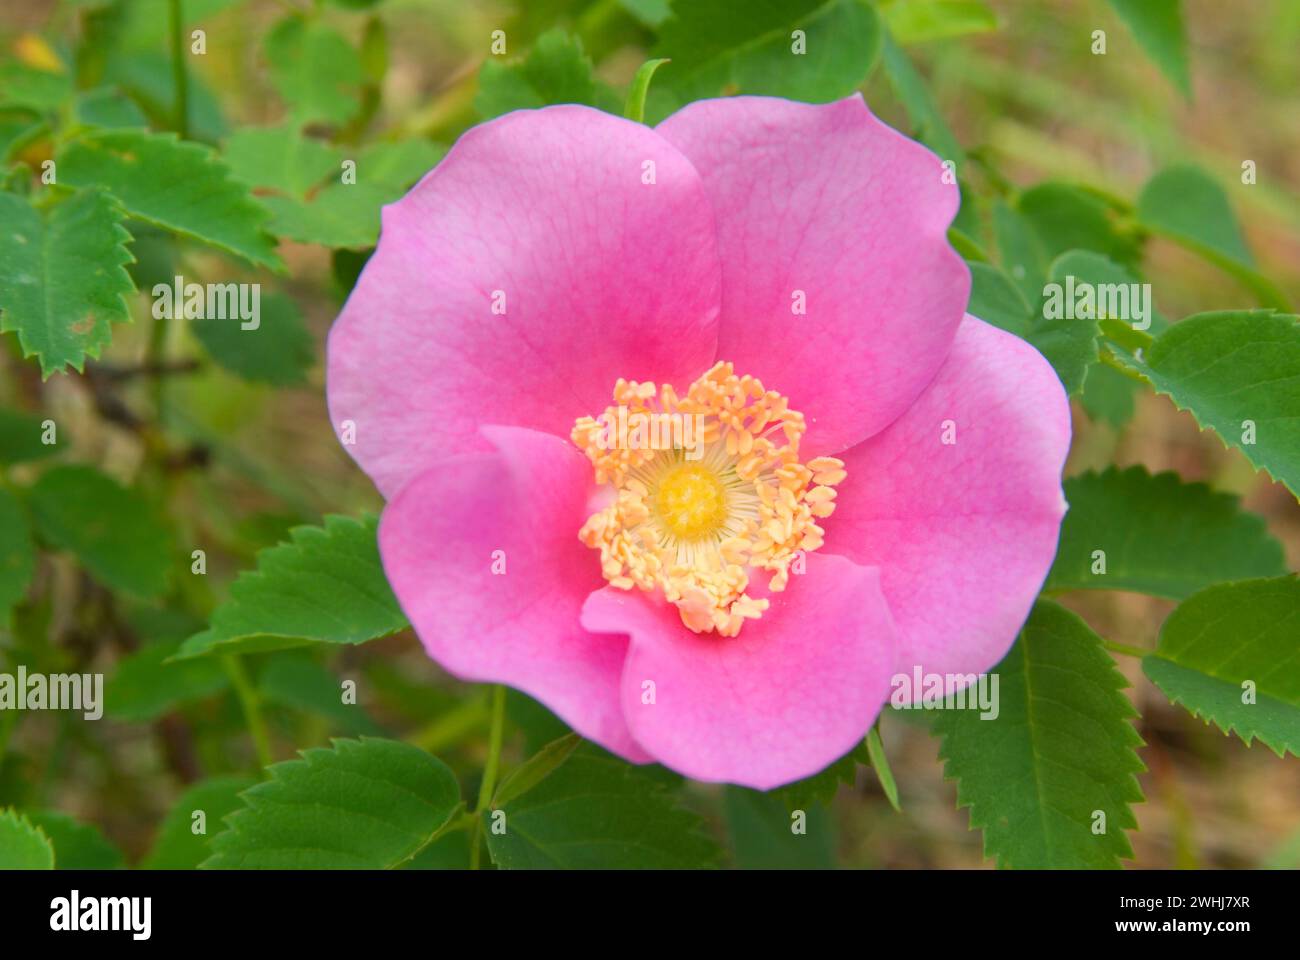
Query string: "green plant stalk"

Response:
xmin=469 ymin=684 xmax=507 ymax=870
xmin=146 ymin=308 xmax=171 ymax=425
xmin=406 ymin=692 xmax=491 ymax=753
xmin=223 ymin=655 xmax=274 ymax=772
xmin=169 ymin=0 xmax=188 ymax=139
xmin=152 ymin=0 xmax=189 ymax=423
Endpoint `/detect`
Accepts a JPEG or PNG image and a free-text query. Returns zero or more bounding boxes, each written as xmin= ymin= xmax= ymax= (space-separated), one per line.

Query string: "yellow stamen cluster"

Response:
xmin=571 ymin=362 xmax=845 ymax=637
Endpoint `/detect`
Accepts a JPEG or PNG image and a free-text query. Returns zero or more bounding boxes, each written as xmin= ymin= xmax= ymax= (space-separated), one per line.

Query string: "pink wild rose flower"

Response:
xmin=326 ymin=94 xmax=1071 ymax=790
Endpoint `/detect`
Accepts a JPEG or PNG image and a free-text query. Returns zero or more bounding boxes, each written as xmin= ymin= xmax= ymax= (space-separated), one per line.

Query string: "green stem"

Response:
xmin=1103 ymin=639 xmax=1149 ymax=660
xmin=406 ymin=692 xmax=490 ymax=753
xmin=223 ymin=655 xmax=274 ymax=772
xmin=469 ymin=685 xmax=507 ymax=870
xmin=147 ymin=308 xmax=169 ymax=424
xmin=155 ymin=0 xmax=186 ymax=427
xmin=169 ymin=0 xmax=188 ymax=139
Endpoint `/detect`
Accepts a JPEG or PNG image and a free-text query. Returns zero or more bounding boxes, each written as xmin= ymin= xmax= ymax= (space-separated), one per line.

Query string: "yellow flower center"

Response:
xmin=571 ymin=362 xmax=845 ymax=637
xmin=653 ymin=462 xmax=728 ymax=541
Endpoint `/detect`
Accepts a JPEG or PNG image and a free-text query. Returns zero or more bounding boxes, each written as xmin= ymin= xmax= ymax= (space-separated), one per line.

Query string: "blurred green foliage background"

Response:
xmin=0 ymin=0 xmax=1297 ymax=869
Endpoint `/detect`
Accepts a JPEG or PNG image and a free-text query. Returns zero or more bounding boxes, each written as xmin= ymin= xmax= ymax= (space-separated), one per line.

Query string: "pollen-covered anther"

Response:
xmin=572 ymin=362 xmax=846 ymax=637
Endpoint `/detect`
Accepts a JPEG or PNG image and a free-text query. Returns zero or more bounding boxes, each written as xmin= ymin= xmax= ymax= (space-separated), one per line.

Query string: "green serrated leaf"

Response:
xmin=258 ymin=139 xmax=444 ymax=248
xmin=1050 ymin=251 xmax=1163 ymax=424
xmin=265 ymin=15 xmax=363 ymax=126
xmin=356 ymin=139 xmax=446 ymax=191
xmin=0 ymin=808 xmax=54 ymax=869
xmin=0 ymin=488 xmax=35 ymax=626
xmin=1144 ymin=576 xmax=1300 ymax=758
xmin=1051 ymin=249 xmax=1167 ymax=333
xmin=477 ymin=30 xmax=617 ymax=119
xmin=28 ymin=465 xmax=174 ymax=599
xmin=262 ymin=183 xmax=388 ymax=248
xmin=141 ymin=776 xmax=257 ymax=870
xmin=932 ymin=601 xmax=1145 ymax=869
xmin=1041 ymin=250 xmax=1160 ymax=394
xmin=1113 ymin=309 xmax=1300 ymax=497
xmin=176 ymin=514 xmax=408 ymax=660
xmin=0 ymin=188 xmax=135 ymax=378
xmin=192 ymin=291 xmax=314 ymax=386
xmin=24 ymin=811 xmax=124 ymax=869
xmin=222 ymin=124 xmax=342 ymax=198
xmin=1047 ymin=466 xmax=1286 ymax=599
xmin=57 ymin=129 xmax=282 ymax=270
xmin=1106 ymin=0 xmax=1190 ymax=97
xmin=486 ymin=743 xmax=722 ymax=869
xmin=654 ymin=0 xmax=881 ymax=111
xmin=204 ymin=738 xmax=461 ymax=869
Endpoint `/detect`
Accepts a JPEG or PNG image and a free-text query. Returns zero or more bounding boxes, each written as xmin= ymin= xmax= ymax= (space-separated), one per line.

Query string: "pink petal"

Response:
xmin=828 ymin=316 xmax=1071 ymax=683
xmin=656 ymin=94 xmax=968 ymax=454
xmin=378 ymin=425 xmax=650 ymax=762
xmin=328 ymin=105 xmax=722 ymax=498
xmin=581 ymin=554 xmax=898 ymax=789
